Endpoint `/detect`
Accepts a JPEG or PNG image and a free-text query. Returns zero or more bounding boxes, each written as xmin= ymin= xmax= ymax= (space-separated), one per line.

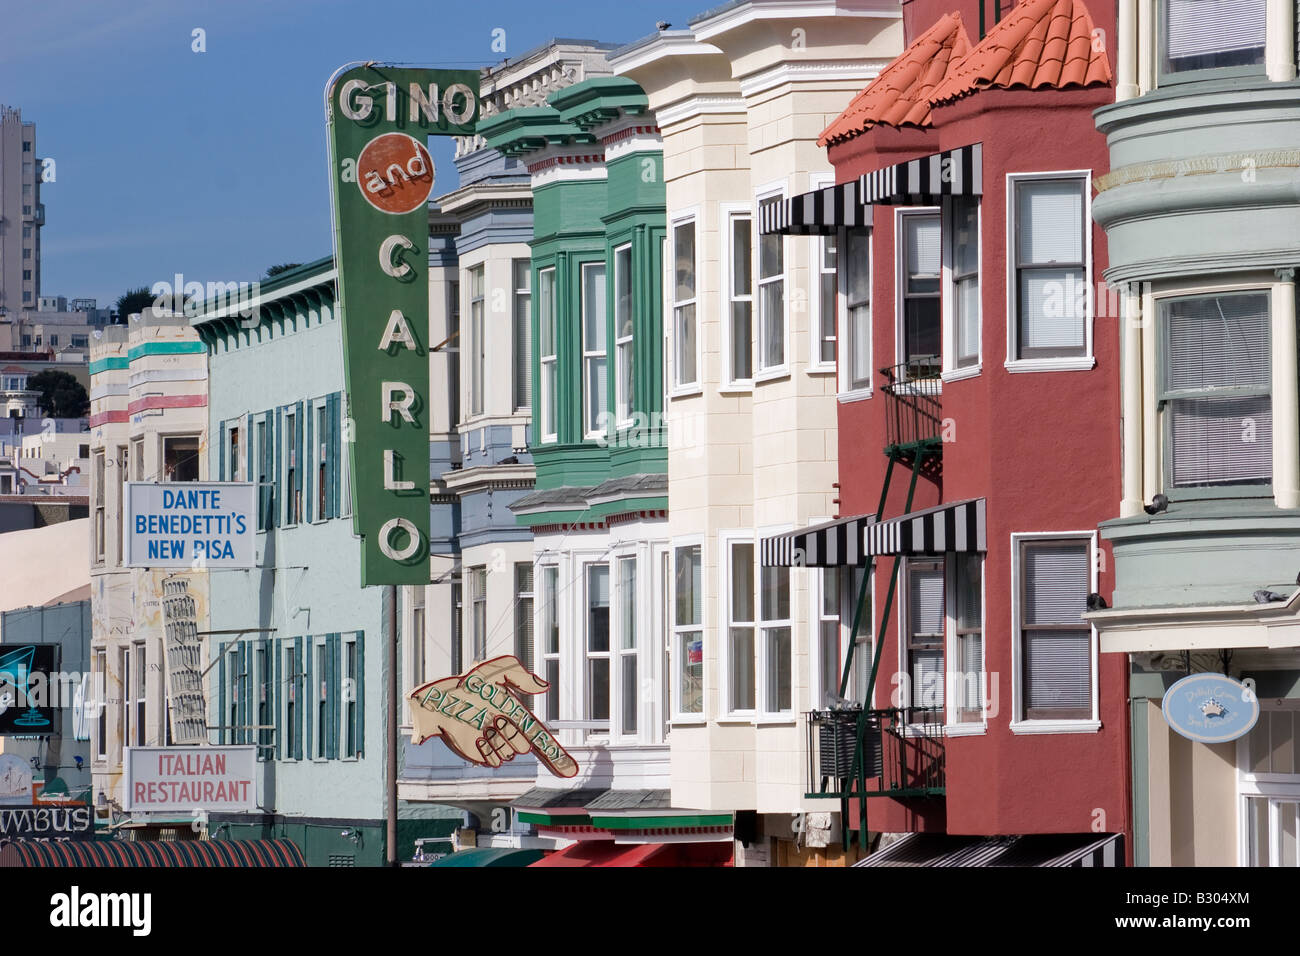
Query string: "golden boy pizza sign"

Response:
xmin=408 ymin=657 xmax=577 ymax=778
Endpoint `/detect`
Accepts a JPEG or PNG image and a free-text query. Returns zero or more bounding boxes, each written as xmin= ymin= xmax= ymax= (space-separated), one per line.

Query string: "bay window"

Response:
xmin=540 ymin=566 xmax=560 ymax=722
xmin=614 ymin=245 xmax=634 ymax=426
xmin=946 ymin=198 xmax=980 ymax=372
xmin=727 ymin=213 xmax=753 ymax=385
xmin=1160 ymin=290 xmax=1271 ymax=489
xmin=538 ymin=267 xmax=558 ymax=441
xmin=1010 ymin=174 xmax=1089 ymax=363
xmin=757 ymin=196 xmax=786 ymax=372
xmin=585 ymin=563 xmax=611 ymax=727
xmin=1163 ymin=0 xmax=1265 ymax=77
xmin=469 ymin=264 xmax=485 ymax=417
xmin=616 ymin=557 xmax=638 ymax=736
xmin=672 ymin=220 xmax=699 ymax=389
xmin=899 ymin=210 xmax=941 ymax=374
xmin=582 ymin=262 xmax=608 ymax=438
xmin=843 ymin=229 xmax=872 ymax=391
xmin=673 ymin=544 xmax=703 ymax=716
xmin=513 ymin=259 xmax=531 ymax=412
xmin=725 ymin=539 xmax=756 ymax=714
xmin=514 ymin=563 xmax=534 ymax=674
xmin=470 ymin=567 xmax=487 ymax=662
xmin=759 ymin=564 xmax=791 ymax=715
xmin=815 ymin=234 xmax=837 ymax=368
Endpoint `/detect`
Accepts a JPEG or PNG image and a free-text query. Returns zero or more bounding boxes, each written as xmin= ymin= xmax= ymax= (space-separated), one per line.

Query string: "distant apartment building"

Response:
xmin=0 ymin=106 xmax=43 ymax=313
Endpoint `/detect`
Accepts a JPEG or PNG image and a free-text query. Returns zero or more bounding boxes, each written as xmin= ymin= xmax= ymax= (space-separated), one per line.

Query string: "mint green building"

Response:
xmin=1088 ymin=0 xmax=1300 ymax=867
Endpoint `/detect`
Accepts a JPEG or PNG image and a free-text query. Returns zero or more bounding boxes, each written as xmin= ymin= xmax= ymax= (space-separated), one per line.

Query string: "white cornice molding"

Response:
xmin=655 ymin=94 xmax=747 ymax=128
xmin=691 ymin=1 xmax=901 ymax=43
xmin=440 ymin=462 xmax=536 ymax=494
xmin=608 ymin=35 xmax=725 ymax=75
xmin=435 ymin=182 xmax=534 ymax=216
xmin=738 ymin=58 xmax=891 ymax=98
xmin=1088 ymin=589 xmax=1300 ymax=652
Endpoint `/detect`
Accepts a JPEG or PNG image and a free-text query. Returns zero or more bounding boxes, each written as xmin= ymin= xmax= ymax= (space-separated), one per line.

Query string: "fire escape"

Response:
xmin=806 ymin=359 xmax=945 ymax=850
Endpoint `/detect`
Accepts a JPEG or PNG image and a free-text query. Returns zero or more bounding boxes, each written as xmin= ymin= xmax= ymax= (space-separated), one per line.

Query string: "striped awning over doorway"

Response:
xmin=760 ymin=513 xmax=877 ymax=567
xmin=858 ymin=142 xmax=983 ymax=206
xmin=758 ymin=179 xmax=871 ymax=236
xmin=760 ymin=499 xmax=986 ymax=567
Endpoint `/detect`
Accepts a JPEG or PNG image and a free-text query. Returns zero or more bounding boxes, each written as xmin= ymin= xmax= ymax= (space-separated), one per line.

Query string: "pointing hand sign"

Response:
xmin=408 ymin=656 xmax=578 ymax=778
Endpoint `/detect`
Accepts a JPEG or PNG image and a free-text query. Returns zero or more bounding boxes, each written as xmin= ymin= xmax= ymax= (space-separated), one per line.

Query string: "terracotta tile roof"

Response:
xmin=928 ymin=0 xmax=1112 ymax=106
xmin=818 ymin=12 xmax=973 ymax=146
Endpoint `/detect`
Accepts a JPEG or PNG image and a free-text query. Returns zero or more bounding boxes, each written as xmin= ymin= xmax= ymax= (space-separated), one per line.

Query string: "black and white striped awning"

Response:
xmin=858 ymin=142 xmax=983 ymax=207
xmin=854 ymin=832 xmax=1123 ymax=867
xmin=759 ymin=180 xmax=871 ymax=236
xmin=864 ymin=498 xmax=986 ymax=556
xmin=760 ymin=514 xmax=877 ymax=567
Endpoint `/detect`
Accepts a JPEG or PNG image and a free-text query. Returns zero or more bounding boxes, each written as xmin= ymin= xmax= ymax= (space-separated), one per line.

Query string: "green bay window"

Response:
xmin=538 ymin=267 xmax=558 ymax=442
xmin=613 ymin=244 xmax=634 ymax=426
xmin=582 ymin=262 xmax=608 ymax=439
xmin=1161 ymin=291 xmax=1272 ymax=490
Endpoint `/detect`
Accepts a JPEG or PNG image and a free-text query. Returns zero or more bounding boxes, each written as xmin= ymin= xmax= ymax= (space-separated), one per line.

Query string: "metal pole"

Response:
xmin=386 ymin=583 xmax=398 ymax=867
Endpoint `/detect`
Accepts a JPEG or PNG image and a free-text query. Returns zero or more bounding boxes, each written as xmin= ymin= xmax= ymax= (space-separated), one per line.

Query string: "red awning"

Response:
xmin=0 ymin=838 xmax=305 ymax=867
xmin=530 ymin=840 xmax=732 ymax=867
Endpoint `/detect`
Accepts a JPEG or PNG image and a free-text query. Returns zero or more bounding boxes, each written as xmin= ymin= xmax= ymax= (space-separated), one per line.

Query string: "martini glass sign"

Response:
xmin=0 ymin=645 xmax=52 ymax=729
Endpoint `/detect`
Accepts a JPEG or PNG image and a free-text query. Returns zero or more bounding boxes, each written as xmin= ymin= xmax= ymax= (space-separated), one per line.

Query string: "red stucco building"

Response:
xmin=760 ymin=0 xmax=1129 ymax=865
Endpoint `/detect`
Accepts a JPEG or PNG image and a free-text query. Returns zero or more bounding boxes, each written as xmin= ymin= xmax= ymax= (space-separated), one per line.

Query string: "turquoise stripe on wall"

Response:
xmin=88 ymin=356 xmax=129 ymax=375
xmin=127 ymin=341 xmax=206 ymax=362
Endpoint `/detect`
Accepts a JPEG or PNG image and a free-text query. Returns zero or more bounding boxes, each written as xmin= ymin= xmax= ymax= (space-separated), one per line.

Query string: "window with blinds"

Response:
xmin=1161 ymin=291 xmax=1272 ymax=489
xmin=906 ymin=560 xmax=945 ymax=717
xmin=1164 ymin=0 xmax=1266 ymax=76
xmin=901 ymin=212 xmax=941 ymax=371
xmin=1013 ymin=177 xmax=1087 ymax=360
xmin=1020 ymin=540 xmax=1091 ymax=720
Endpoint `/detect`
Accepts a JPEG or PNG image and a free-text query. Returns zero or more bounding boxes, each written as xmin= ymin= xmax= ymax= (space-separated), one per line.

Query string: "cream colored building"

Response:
xmin=88 ymin=310 xmax=210 ymax=833
xmin=612 ymin=0 xmax=903 ymax=865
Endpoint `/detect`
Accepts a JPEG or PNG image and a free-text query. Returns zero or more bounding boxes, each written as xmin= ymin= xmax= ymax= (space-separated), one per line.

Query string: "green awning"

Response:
xmin=424 ymin=847 xmax=544 ymax=868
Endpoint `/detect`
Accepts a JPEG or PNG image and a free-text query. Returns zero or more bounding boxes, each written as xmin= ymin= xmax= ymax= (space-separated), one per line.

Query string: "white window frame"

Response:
xmin=512 ymin=258 xmax=532 ymax=413
xmin=894 ymin=206 xmax=943 ymax=374
xmin=756 ymin=523 xmax=795 ymax=722
xmin=342 ymin=633 xmax=360 ymax=760
xmin=583 ymin=560 xmax=612 ymax=737
xmin=944 ymin=554 xmax=987 ymax=736
xmin=838 ymin=226 xmax=874 ymax=401
xmin=470 ymin=565 xmax=487 ymax=663
xmin=581 ymin=260 xmax=608 ymax=441
xmin=1004 ymin=170 xmax=1095 ymax=374
xmin=942 ymin=197 xmax=982 ymax=383
xmin=613 ymin=243 xmax=635 ymax=428
xmin=808 ymin=172 xmax=838 ymax=375
xmin=809 ymin=560 xmax=851 ymax=712
xmin=538 ymin=266 xmax=559 ymax=443
xmin=1236 ymin=700 xmax=1300 ymax=866
xmin=897 ymin=557 xmax=946 ymax=724
xmin=670 ymin=536 xmax=706 ymax=723
xmin=669 ymin=210 xmax=702 ymax=396
xmin=719 ymin=203 xmax=754 ymax=392
xmin=1009 ymin=530 xmax=1101 ymax=734
xmin=93 ymin=648 xmax=107 ymax=760
xmin=536 ymin=562 xmax=562 ymax=724
xmin=718 ymin=530 xmax=757 ymax=720
xmin=468 ymin=263 xmax=486 ymax=418
xmin=755 ymin=184 xmax=790 ymax=382
xmin=612 ymin=550 xmax=641 ymax=743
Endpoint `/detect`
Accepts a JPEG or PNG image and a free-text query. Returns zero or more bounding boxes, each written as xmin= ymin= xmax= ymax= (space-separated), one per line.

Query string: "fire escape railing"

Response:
xmin=880 ymin=359 xmax=943 ymax=454
xmin=807 ymin=707 xmax=946 ymax=801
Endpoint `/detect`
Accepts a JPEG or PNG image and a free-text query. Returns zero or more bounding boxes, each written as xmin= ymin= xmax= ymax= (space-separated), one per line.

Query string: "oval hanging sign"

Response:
xmin=1162 ymin=673 xmax=1260 ymax=744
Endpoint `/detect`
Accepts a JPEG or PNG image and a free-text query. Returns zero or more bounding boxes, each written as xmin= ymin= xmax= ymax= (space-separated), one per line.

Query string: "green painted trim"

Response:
xmin=589 ymin=813 xmax=732 ymax=830
xmin=1131 ymin=695 xmax=1150 ymax=868
xmin=516 ymin=810 xmax=591 ymax=827
xmin=88 ymin=356 xmax=128 ymax=375
xmin=126 ymin=341 xmax=206 ymax=362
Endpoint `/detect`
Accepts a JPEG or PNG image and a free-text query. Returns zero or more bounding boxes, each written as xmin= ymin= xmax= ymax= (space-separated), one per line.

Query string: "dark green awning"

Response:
xmin=424 ymin=847 xmax=544 ymax=867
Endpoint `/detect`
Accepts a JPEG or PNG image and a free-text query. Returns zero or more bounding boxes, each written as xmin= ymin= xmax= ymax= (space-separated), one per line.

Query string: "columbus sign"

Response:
xmin=325 ymin=63 xmax=480 ymax=585
xmin=409 ymin=657 xmax=578 ymax=778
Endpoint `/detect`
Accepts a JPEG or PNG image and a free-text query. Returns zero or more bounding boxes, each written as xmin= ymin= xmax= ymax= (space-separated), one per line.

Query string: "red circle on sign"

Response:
xmin=356 ymin=133 xmax=435 ymax=215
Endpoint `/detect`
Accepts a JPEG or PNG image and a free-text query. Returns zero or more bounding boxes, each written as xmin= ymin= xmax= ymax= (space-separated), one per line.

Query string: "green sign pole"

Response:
xmin=325 ymin=63 xmax=479 ymax=586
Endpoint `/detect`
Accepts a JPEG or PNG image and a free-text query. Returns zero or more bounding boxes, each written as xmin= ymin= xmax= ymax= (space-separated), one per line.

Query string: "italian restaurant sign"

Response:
xmin=409 ymin=657 xmax=578 ymax=778
xmin=325 ymin=63 xmax=480 ymax=586
xmin=125 ymin=482 xmax=256 ymax=569
xmin=123 ymin=746 xmax=257 ymax=813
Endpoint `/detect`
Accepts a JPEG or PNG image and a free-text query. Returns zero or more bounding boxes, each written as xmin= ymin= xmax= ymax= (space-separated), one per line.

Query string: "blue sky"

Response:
xmin=0 ymin=0 xmax=708 ymax=309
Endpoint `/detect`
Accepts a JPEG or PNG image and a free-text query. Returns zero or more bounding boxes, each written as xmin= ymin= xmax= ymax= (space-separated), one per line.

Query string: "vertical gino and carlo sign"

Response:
xmin=325 ymin=64 xmax=480 ymax=586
